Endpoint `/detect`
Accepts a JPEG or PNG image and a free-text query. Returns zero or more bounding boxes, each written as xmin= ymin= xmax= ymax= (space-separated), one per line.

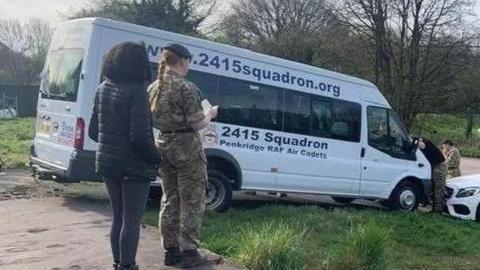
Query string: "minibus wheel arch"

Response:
xmin=386 ymin=177 xmax=423 ymax=212
xmin=205 ymin=149 xmax=242 ymax=190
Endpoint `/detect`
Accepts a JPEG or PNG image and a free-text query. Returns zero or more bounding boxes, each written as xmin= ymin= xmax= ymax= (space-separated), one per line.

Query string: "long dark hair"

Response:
xmin=101 ymin=42 xmax=151 ymax=84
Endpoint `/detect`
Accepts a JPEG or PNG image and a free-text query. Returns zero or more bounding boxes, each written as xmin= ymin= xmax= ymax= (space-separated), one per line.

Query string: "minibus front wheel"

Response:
xmin=386 ymin=180 xmax=421 ymax=212
xmin=206 ymin=169 xmax=232 ymax=213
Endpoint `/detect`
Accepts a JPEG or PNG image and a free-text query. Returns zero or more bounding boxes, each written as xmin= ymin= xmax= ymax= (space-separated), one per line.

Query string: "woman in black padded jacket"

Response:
xmin=88 ymin=42 xmax=161 ymax=270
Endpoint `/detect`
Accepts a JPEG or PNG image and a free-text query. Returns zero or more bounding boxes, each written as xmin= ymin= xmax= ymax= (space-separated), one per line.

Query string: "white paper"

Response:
xmin=201 ymin=99 xmax=212 ymax=112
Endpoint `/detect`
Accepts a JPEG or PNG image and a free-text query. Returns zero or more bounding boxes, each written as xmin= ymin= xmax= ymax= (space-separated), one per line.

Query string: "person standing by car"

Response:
xmin=148 ymin=43 xmax=218 ymax=268
xmin=88 ymin=42 xmax=161 ymax=270
xmin=442 ymin=139 xmax=462 ymax=179
xmin=417 ymin=138 xmax=447 ymax=213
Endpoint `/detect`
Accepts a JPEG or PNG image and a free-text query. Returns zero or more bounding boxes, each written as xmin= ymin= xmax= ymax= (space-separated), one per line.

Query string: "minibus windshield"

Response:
xmin=39 ymin=49 xmax=84 ymax=102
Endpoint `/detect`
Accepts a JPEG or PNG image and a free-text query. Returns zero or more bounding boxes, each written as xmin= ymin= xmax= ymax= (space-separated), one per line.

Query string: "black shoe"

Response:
xmin=118 ymin=264 xmax=138 ymax=270
xmin=181 ymin=249 xmax=211 ymax=268
xmin=165 ymin=247 xmax=182 ymax=266
xmin=113 ymin=263 xmax=119 ymax=270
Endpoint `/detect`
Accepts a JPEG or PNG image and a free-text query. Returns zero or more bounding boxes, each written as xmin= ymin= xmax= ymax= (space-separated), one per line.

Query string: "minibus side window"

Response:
xmin=217 ymin=76 xmax=282 ymax=131
xmin=367 ymin=107 xmax=391 ymax=152
xmin=284 ymin=91 xmax=311 ymax=135
xmin=330 ymin=100 xmax=361 ymax=142
xmin=187 ymin=70 xmax=218 ymax=104
xmin=148 ymin=66 xmax=219 ymax=105
xmin=285 ymin=91 xmax=361 ymax=142
xmin=388 ymin=111 xmax=414 ymax=157
xmin=367 ymin=106 xmax=415 ymax=160
xmin=311 ymin=98 xmax=332 ymax=138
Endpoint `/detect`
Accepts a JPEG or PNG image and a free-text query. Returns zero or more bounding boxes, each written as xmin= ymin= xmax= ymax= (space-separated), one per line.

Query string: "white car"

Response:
xmin=445 ymin=174 xmax=480 ymax=221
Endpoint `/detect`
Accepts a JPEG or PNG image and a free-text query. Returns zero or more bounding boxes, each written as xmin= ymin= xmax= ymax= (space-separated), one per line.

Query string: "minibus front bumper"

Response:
xmin=30 ymin=146 xmax=98 ymax=182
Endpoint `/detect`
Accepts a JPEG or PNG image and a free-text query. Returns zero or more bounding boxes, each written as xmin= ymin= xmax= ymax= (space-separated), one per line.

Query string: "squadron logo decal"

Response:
xmin=202 ymin=128 xmax=218 ymax=146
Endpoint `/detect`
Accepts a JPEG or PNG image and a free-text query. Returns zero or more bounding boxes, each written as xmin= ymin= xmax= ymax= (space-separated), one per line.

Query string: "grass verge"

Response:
xmin=0 ymin=117 xmax=35 ymax=168
xmin=145 ymin=204 xmax=480 ymax=270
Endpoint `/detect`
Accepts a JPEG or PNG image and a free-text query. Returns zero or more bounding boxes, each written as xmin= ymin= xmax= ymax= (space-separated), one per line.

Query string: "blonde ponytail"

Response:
xmin=150 ymin=50 xmax=182 ymax=113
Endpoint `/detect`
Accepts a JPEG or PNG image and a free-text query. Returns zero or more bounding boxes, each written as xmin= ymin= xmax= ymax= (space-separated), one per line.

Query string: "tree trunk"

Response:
xmin=465 ymin=112 xmax=474 ymax=140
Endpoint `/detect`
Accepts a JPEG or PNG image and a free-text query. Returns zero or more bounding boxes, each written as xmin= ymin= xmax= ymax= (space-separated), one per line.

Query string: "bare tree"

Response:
xmin=0 ymin=18 xmax=52 ymax=57
xmin=70 ymin=0 xmax=216 ymax=35
xmin=0 ymin=18 xmax=52 ymax=84
xmin=334 ymin=0 xmax=476 ymax=129
xmin=218 ymin=0 xmax=335 ymax=63
xmin=437 ymin=49 xmax=480 ymax=139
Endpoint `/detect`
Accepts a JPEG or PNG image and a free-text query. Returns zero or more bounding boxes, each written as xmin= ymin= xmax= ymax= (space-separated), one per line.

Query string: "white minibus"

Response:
xmin=31 ymin=18 xmax=431 ymax=212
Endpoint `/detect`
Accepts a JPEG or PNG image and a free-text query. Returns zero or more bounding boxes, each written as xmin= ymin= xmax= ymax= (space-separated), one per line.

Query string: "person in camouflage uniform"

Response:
xmin=442 ymin=139 xmax=462 ymax=179
xmin=148 ymin=43 xmax=218 ymax=268
xmin=418 ymin=138 xmax=447 ymax=213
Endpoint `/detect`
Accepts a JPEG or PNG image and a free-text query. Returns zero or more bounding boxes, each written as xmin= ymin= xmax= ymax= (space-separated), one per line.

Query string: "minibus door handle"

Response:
xmin=360 ymin=147 xmax=366 ymax=158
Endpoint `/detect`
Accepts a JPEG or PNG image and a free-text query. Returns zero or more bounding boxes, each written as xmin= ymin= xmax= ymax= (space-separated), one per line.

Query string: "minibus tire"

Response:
xmin=388 ymin=181 xmax=420 ymax=212
xmin=206 ymin=169 xmax=232 ymax=213
xmin=332 ymin=197 xmax=355 ymax=204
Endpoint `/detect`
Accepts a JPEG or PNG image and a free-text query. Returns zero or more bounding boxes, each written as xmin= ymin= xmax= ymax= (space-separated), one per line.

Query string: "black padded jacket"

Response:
xmin=88 ymin=80 xmax=161 ymax=181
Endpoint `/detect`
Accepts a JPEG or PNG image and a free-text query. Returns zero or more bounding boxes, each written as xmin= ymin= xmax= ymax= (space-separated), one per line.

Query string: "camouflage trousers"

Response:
xmin=157 ymin=132 xmax=207 ymax=251
xmin=432 ymin=162 xmax=447 ymax=213
xmin=447 ymin=168 xmax=461 ymax=179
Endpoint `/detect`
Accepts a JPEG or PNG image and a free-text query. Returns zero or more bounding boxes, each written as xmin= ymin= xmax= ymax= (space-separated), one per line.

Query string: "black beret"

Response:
xmin=163 ymin=43 xmax=193 ymax=59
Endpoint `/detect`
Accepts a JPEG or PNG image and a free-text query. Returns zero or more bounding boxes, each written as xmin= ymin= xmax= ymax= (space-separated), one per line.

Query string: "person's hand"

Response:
xmin=418 ymin=141 xmax=426 ymax=150
xmin=209 ymin=106 xmax=218 ymax=119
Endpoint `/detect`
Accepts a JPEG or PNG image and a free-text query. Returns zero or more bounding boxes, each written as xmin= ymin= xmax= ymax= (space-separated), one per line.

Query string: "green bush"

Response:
xmin=328 ymin=223 xmax=391 ymax=270
xmin=412 ymin=114 xmax=480 ymax=158
xmin=235 ymin=222 xmax=308 ymax=270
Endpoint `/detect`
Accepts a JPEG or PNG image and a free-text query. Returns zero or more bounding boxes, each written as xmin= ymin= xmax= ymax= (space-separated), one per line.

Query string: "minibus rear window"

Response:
xmin=40 ymin=49 xmax=84 ymax=102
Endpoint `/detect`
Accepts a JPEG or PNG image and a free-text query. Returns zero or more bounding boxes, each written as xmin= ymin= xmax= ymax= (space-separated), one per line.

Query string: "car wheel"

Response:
xmin=332 ymin=197 xmax=355 ymax=204
xmin=388 ymin=181 xmax=420 ymax=212
xmin=206 ymin=169 xmax=232 ymax=213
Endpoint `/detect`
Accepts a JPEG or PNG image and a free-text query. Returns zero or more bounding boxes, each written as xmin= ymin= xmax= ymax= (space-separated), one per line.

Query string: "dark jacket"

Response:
xmin=88 ymin=80 xmax=161 ymax=181
xmin=420 ymin=139 xmax=445 ymax=167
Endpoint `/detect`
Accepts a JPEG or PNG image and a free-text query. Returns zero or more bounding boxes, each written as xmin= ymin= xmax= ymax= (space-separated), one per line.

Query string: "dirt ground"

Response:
xmin=0 ymin=171 xmax=240 ymax=270
xmin=459 ymin=157 xmax=480 ymax=176
xmin=1 ymin=158 xmax=479 ymax=270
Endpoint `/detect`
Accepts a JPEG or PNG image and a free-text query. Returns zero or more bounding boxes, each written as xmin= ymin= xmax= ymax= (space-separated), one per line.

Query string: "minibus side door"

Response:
xmin=275 ymin=92 xmax=362 ymax=195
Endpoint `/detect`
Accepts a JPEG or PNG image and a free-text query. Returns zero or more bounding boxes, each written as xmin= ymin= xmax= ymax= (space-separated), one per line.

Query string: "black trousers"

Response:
xmin=104 ymin=177 xmax=150 ymax=266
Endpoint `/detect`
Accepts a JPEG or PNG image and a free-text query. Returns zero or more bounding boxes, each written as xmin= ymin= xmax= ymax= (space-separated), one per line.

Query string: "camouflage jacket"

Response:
xmin=148 ymin=70 xmax=205 ymax=132
xmin=445 ymin=147 xmax=461 ymax=170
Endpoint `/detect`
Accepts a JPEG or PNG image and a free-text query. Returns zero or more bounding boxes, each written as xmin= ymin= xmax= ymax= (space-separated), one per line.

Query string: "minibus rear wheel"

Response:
xmin=206 ymin=169 xmax=232 ymax=213
xmin=388 ymin=181 xmax=420 ymax=212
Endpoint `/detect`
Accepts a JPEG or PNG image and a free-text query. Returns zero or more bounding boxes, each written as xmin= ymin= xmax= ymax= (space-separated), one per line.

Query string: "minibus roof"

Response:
xmin=68 ymin=17 xmax=378 ymax=90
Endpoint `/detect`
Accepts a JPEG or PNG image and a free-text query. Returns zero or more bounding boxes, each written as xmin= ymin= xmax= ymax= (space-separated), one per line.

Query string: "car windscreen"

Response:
xmin=39 ymin=49 xmax=84 ymax=102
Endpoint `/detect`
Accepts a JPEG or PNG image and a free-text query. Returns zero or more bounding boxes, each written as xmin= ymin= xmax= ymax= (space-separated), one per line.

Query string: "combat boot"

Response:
xmin=164 ymin=247 xmax=182 ymax=266
xmin=181 ymin=249 xmax=211 ymax=268
xmin=118 ymin=264 xmax=139 ymax=270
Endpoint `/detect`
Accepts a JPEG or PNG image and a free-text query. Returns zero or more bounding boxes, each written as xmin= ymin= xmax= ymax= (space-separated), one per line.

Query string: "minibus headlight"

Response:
xmin=456 ymin=188 xmax=480 ymax=198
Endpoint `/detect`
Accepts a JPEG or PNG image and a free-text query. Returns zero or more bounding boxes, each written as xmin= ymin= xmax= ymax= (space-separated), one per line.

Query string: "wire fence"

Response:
xmin=0 ymin=84 xmax=38 ymax=118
